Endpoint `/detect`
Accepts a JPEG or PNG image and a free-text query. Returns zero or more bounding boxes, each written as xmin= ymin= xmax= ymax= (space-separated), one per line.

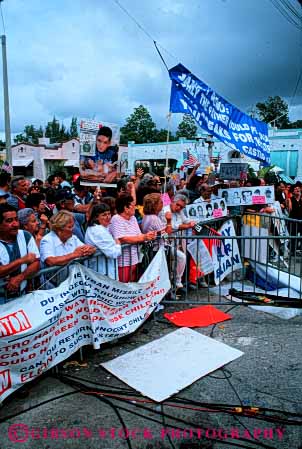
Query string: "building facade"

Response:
xmin=11 ymin=138 xmax=79 ymax=180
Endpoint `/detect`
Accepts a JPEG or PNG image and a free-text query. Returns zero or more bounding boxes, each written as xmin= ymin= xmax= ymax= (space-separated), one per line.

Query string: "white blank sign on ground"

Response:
xmin=101 ymin=327 xmax=244 ymax=402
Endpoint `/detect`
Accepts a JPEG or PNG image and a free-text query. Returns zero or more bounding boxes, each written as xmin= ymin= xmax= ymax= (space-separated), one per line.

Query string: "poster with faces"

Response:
xmin=218 ymin=186 xmax=274 ymax=206
xmin=186 ymin=198 xmax=227 ymax=222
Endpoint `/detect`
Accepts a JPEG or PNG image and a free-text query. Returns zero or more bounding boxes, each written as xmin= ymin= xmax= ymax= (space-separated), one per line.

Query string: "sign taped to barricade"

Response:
xmin=218 ymin=186 xmax=274 ymax=206
xmin=0 ymin=248 xmax=170 ymax=402
xmin=186 ymin=199 xmax=227 ymax=222
xmin=212 ymin=220 xmax=242 ymax=285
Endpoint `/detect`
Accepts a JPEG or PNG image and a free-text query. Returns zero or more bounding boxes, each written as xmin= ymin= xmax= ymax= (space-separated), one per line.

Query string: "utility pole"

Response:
xmin=0 ymin=0 xmax=11 ymax=165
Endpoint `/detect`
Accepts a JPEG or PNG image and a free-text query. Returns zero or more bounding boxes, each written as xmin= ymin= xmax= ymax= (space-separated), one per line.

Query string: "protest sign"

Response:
xmin=218 ymin=186 xmax=274 ymax=206
xmin=0 ymin=248 xmax=170 ymax=402
xmin=219 ymin=163 xmax=248 ymax=180
xmin=169 ymin=64 xmax=270 ymax=165
xmin=186 ymin=199 xmax=227 ymax=222
xmin=212 ymin=220 xmax=242 ymax=285
xmin=79 ymin=118 xmax=120 ymax=184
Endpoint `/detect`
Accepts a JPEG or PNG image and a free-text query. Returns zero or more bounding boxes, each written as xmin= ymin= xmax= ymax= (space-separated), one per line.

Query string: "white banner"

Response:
xmin=0 ymin=248 xmax=170 ymax=402
xmin=212 ymin=220 xmax=242 ymax=285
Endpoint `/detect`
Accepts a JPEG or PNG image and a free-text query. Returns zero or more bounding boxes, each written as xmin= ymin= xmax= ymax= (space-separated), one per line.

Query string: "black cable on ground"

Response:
xmin=53 ymin=373 xmax=277 ymax=449
xmin=0 ymin=390 xmax=79 ymax=423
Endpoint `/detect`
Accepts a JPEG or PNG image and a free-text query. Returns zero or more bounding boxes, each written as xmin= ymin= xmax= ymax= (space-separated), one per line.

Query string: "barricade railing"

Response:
xmin=162 ymin=213 xmax=302 ymax=306
xmin=1 ymin=212 xmax=302 ymax=308
xmin=0 ymin=241 xmax=153 ymax=304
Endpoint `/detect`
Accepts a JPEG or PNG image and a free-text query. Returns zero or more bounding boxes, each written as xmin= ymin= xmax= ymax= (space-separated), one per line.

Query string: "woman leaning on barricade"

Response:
xmin=85 ymin=203 xmax=121 ymax=280
xmin=109 ymin=194 xmax=157 ymax=282
xmin=40 ymin=211 xmax=96 ymax=285
xmin=141 ymin=193 xmax=173 ymax=244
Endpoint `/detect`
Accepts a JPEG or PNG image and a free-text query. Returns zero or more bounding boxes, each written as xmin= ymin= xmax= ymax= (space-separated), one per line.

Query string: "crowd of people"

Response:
xmin=0 ymin=165 xmax=300 ymax=305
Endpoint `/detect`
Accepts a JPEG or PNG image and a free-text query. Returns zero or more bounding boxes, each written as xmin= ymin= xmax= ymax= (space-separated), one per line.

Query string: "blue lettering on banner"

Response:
xmin=169 ymin=64 xmax=270 ymax=165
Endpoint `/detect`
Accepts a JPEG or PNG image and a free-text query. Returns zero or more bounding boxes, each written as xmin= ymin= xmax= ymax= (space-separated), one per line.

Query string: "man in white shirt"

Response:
xmin=0 ymin=204 xmax=40 ymax=304
xmin=159 ymin=193 xmax=196 ymax=290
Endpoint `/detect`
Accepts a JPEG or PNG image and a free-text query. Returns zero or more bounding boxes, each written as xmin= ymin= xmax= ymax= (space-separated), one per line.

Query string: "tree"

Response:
xmin=45 ymin=116 xmax=61 ymax=143
xmin=14 ymin=125 xmax=43 ymax=144
xmin=120 ymin=105 xmax=157 ymax=144
xmin=176 ymin=114 xmax=198 ymax=139
xmin=152 ymin=128 xmax=176 ymax=142
xmin=256 ymin=96 xmax=290 ymax=129
xmin=70 ymin=117 xmax=78 ymax=138
xmin=289 ymin=119 xmax=302 ymax=129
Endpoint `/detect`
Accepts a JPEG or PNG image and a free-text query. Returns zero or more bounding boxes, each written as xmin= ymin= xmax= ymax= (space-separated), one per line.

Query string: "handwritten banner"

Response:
xmin=0 ymin=249 xmax=170 ymax=402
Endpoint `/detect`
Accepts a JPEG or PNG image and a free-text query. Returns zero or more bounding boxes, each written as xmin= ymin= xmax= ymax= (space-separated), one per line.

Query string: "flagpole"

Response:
xmin=1 ymin=31 xmax=12 ymax=166
xmin=164 ymin=111 xmax=171 ymax=192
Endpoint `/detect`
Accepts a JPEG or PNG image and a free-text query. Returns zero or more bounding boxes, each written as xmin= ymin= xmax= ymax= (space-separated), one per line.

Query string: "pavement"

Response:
xmin=1 ymin=294 xmax=302 ymax=449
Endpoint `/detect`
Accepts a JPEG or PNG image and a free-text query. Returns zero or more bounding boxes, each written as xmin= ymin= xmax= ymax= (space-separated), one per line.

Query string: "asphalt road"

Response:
xmin=1 ymin=298 xmax=302 ymax=449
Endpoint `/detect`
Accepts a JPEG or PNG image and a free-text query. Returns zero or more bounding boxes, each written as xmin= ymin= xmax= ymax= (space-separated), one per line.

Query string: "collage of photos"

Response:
xmin=218 ymin=186 xmax=275 ymax=206
xmin=186 ymin=198 xmax=227 ymax=222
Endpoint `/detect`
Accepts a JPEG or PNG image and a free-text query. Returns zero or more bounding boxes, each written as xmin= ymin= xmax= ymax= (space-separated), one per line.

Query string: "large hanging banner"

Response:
xmin=218 ymin=186 xmax=275 ymax=206
xmin=212 ymin=220 xmax=242 ymax=285
xmin=169 ymin=64 xmax=270 ymax=165
xmin=79 ymin=118 xmax=120 ymax=184
xmin=0 ymin=249 xmax=170 ymax=402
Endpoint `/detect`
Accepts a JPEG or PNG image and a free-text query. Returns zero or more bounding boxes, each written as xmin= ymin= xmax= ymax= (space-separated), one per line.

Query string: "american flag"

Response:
xmin=1 ymin=161 xmax=13 ymax=175
xmin=202 ymin=226 xmax=221 ymax=256
xmin=182 ymin=150 xmax=199 ymax=167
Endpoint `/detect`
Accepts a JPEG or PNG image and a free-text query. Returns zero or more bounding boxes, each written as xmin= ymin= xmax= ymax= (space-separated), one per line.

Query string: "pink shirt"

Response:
xmin=109 ymin=214 xmax=141 ymax=266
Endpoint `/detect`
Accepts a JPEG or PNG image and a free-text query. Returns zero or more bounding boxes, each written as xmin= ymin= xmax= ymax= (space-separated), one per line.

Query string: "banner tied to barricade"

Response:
xmin=169 ymin=64 xmax=270 ymax=165
xmin=212 ymin=220 xmax=242 ymax=285
xmin=0 ymin=248 xmax=170 ymax=402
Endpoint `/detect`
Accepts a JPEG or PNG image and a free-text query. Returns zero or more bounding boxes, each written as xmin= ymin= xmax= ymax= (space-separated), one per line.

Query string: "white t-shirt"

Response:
xmin=85 ymin=225 xmax=121 ymax=279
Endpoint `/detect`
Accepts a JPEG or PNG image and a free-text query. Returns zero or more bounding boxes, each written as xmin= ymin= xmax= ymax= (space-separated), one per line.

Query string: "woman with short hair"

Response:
xmin=85 ymin=204 xmax=121 ymax=279
xmin=40 ymin=210 xmax=95 ymax=268
xmin=109 ymin=195 xmax=156 ymax=282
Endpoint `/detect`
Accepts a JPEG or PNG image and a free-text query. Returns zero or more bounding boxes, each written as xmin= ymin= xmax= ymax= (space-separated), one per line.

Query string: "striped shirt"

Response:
xmin=109 ymin=215 xmax=141 ymax=267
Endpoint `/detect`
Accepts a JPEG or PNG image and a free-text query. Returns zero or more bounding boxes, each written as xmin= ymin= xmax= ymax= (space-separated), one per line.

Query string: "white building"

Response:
xmin=11 ymin=138 xmax=79 ymax=180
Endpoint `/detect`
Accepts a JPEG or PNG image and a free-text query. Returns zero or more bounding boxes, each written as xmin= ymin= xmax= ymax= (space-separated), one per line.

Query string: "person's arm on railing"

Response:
xmin=44 ymin=245 xmax=96 ymax=267
xmin=6 ymin=259 xmax=40 ymax=293
xmin=118 ymin=231 xmax=157 ymax=244
xmin=0 ymin=253 xmax=37 ymax=278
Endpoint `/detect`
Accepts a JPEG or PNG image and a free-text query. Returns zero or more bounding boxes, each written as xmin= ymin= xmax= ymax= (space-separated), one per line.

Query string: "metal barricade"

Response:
xmin=161 ymin=213 xmax=302 ymax=306
xmin=1 ymin=214 xmax=302 ymax=308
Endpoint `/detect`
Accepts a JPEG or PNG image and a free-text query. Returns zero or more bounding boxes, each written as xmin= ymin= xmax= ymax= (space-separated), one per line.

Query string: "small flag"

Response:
xmin=1 ymin=161 xmax=13 ymax=175
xmin=182 ymin=150 xmax=198 ymax=167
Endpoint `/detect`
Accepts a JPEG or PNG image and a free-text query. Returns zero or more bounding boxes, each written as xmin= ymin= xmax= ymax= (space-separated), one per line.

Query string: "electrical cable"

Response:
xmin=161 ymin=403 xmax=176 ymax=449
xmin=55 ymin=374 xmax=275 ymax=449
xmin=269 ymin=0 xmax=302 ymax=30
xmin=54 ymin=372 xmax=302 ymax=421
xmin=0 ymin=390 xmax=79 ymax=424
xmin=112 ymin=0 xmax=177 ymax=62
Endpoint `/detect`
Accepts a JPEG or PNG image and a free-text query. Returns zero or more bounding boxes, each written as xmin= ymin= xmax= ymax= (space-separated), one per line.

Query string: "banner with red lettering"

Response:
xmin=0 ymin=248 xmax=170 ymax=402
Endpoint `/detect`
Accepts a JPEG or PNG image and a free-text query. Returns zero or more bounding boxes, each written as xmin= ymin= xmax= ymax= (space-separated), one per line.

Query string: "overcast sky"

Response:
xmin=0 ymin=0 xmax=302 ymax=136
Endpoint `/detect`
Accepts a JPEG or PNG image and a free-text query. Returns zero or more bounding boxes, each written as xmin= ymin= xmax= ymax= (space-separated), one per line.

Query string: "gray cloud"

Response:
xmin=0 ymin=0 xmax=301 ymax=134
